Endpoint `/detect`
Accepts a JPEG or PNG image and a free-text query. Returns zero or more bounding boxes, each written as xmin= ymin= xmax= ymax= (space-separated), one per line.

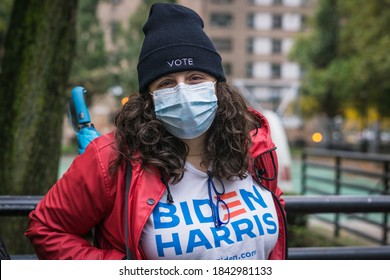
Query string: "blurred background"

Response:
xmin=1 ymin=0 xmax=389 ymax=255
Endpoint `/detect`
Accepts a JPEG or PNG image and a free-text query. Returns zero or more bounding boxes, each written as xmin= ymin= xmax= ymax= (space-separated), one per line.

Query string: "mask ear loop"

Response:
xmin=255 ymin=147 xmax=278 ymax=182
xmin=160 ymin=175 xmax=174 ymax=204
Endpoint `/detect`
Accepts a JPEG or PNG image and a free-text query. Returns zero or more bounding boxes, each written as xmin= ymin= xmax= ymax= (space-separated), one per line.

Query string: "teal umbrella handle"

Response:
xmin=70 ymin=86 xmax=101 ymax=154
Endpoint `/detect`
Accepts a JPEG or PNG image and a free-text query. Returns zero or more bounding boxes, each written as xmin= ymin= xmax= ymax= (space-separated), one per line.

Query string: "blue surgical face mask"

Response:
xmin=152 ymin=81 xmax=218 ymax=139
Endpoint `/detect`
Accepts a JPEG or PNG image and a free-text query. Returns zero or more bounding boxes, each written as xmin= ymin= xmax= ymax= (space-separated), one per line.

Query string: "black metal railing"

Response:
xmin=1 ymin=194 xmax=390 ymax=260
xmin=301 ymin=148 xmax=390 ymax=245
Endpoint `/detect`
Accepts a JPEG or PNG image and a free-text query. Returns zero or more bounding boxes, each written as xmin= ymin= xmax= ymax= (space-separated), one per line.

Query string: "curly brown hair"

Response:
xmin=111 ymin=82 xmax=260 ymax=183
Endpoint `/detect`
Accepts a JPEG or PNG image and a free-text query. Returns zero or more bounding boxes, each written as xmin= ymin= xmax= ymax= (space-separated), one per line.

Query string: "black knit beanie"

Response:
xmin=137 ymin=3 xmax=226 ymax=94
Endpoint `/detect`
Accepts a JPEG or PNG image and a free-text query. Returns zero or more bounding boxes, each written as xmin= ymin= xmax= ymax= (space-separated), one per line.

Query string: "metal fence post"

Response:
xmin=382 ymin=161 xmax=389 ymax=244
xmin=301 ymin=150 xmax=307 ymax=195
xmin=334 ymin=156 xmax=341 ymax=238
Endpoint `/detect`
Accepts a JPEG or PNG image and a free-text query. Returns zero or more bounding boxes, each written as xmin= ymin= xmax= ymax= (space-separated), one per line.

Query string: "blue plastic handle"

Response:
xmin=71 ymin=86 xmax=91 ymax=125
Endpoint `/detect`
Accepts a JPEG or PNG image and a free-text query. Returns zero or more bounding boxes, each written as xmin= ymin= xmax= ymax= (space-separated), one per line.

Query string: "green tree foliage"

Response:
xmin=338 ymin=0 xmax=390 ymax=120
xmin=70 ymin=0 xmax=111 ymax=93
xmin=290 ymin=0 xmax=344 ymax=119
xmin=290 ymin=0 xmax=346 ymax=147
xmin=0 ymin=0 xmax=14 ymax=62
xmin=292 ymin=0 xmax=390 ymax=123
xmin=0 ymin=0 xmax=77 ymax=195
xmin=291 ymin=0 xmax=390 ymax=150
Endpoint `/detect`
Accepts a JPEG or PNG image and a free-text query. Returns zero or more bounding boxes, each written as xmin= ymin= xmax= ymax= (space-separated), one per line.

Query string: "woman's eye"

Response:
xmin=158 ymin=80 xmax=174 ymax=88
xmin=188 ymin=75 xmax=205 ymax=84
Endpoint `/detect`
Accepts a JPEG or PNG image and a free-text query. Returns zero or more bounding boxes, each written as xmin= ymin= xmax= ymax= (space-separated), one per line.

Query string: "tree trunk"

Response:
xmin=0 ymin=0 xmax=77 ymax=195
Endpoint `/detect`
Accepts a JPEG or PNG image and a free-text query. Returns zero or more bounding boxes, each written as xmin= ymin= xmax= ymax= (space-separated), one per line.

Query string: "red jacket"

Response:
xmin=25 ymin=109 xmax=287 ymax=260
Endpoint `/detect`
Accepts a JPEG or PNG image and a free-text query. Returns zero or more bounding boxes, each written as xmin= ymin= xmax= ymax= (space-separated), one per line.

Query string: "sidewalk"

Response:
xmin=307 ymin=217 xmax=388 ymax=246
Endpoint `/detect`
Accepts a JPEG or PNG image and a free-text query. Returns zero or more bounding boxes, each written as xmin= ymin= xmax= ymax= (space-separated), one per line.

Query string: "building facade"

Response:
xmin=180 ymin=0 xmax=315 ymax=129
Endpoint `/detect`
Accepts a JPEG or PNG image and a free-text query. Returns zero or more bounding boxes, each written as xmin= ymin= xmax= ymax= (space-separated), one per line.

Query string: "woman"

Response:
xmin=25 ymin=3 xmax=287 ymax=260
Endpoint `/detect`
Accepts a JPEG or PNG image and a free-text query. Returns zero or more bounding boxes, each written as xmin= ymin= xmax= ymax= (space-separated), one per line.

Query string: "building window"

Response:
xmin=301 ymin=0 xmax=309 ymax=6
xmin=247 ymin=37 xmax=254 ymax=54
xmin=272 ymin=14 xmax=282 ymax=29
xmin=249 ymin=0 xmax=285 ymax=5
xmin=210 ymin=13 xmax=233 ymax=27
xmin=246 ymin=62 xmax=253 ymax=78
xmin=211 ymin=0 xmax=234 ymax=3
xmin=271 ymin=63 xmax=281 ymax=79
xmin=213 ymin=38 xmax=233 ymax=52
xmin=271 ymin=39 xmax=282 ymax=54
xmin=247 ymin=13 xmax=255 ymax=28
xmin=223 ymin=63 xmax=232 ymax=76
xmin=301 ymin=15 xmax=308 ymax=30
xmin=110 ymin=21 xmax=120 ymax=43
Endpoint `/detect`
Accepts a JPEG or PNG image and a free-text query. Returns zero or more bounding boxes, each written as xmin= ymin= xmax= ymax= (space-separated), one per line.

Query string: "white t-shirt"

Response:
xmin=140 ymin=162 xmax=279 ymax=260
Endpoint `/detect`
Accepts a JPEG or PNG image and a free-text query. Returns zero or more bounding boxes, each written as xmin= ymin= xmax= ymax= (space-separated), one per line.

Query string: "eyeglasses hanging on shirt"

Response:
xmin=206 ymin=147 xmax=277 ymax=228
xmin=207 ymin=171 xmax=231 ymax=228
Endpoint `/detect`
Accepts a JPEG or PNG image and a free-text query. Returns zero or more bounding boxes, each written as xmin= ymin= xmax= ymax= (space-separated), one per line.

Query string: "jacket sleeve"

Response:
xmin=25 ymin=140 xmax=125 ymax=260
